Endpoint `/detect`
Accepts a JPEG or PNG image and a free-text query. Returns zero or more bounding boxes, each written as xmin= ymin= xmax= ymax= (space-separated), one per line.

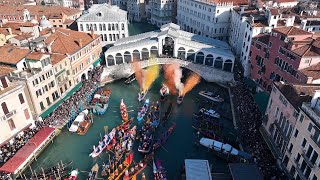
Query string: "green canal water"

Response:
xmin=28 ymin=23 xmax=237 ymax=179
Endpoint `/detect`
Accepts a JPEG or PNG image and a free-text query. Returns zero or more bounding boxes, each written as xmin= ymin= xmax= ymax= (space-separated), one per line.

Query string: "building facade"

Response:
xmin=0 ymin=66 xmax=33 ymax=145
xmin=77 ymin=4 xmax=129 ymax=46
xmin=150 ymin=0 xmax=177 ymax=27
xmin=105 ymin=23 xmax=235 ymax=72
xmin=250 ymin=27 xmax=320 ymax=92
xmin=283 ymin=90 xmax=320 ymax=180
xmin=177 ymin=0 xmax=247 ymax=41
xmin=127 ymin=0 xmax=145 ymax=22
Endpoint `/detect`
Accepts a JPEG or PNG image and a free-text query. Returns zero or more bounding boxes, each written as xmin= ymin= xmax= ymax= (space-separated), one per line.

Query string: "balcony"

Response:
xmin=310 ymin=135 xmax=320 ymax=148
xmin=302 ymin=103 xmax=320 ymax=127
xmin=0 ymin=109 xmax=17 ymax=121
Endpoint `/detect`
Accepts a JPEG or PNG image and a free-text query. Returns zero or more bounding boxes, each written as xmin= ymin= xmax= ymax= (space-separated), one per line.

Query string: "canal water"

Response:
xmin=27 ymin=23 xmax=237 ymax=179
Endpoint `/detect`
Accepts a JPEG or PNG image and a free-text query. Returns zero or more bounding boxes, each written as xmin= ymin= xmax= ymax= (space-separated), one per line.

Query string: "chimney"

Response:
xmin=51 ymin=28 xmax=55 ymax=33
xmin=90 ymin=30 xmax=95 ymax=39
xmin=79 ymin=39 xmax=83 ymax=48
xmin=240 ymin=5 xmax=245 ymax=15
xmin=311 ymin=90 xmax=320 ymax=108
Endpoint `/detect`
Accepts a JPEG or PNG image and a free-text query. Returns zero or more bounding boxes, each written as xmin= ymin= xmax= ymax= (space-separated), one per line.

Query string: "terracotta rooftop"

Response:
xmin=26 ymin=52 xmax=46 ymax=61
xmin=274 ymin=82 xmax=320 ymax=109
xmin=44 ymin=28 xmax=99 ymax=55
xmin=253 ymin=33 xmax=270 ymax=45
xmin=291 ymin=38 xmax=320 ymax=57
xmin=273 ymin=26 xmax=313 ymax=36
xmin=0 ymin=5 xmax=81 ymax=20
xmin=50 ymin=54 xmax=67 ymax=65
xmin=301 ymin=63 xmax=320 ymax=81
xmin=0 ymin=65 xmax=16 ymax=77
xmin=12 ymin=33 xmax=33 ymax=41
xmin=0 ymin=28 xmax=12 ymax=36
xmin=1 ymin=22 xmax=36 ymax=35
xmin=0 ymin=46 xmax=30 ymax=65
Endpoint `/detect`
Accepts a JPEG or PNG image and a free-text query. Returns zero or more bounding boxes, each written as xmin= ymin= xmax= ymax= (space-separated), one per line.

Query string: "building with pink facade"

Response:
xmin=250 ymin=26 xmax=320 ymax=91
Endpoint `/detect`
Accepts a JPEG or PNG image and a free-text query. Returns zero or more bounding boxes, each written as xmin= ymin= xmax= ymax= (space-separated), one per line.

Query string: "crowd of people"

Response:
xmin=0 ymin=66 xmax=104 ymax=179
xmin=231 ymin=82 xmax=286 ymax=179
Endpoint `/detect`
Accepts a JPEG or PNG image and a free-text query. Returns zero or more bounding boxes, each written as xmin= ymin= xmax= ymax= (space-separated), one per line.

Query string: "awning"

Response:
xmin=40 ymin=82 xmax=83 ymax=118
xmin=185 ymin=159 xmax=212 ymax=180
xmin=93 ymin=58 xmax=102 ymax=67
xmin=254 ymin=91 xmax=270 ymax=114
xmin=229 ymin=163 xmax=263 ymax=180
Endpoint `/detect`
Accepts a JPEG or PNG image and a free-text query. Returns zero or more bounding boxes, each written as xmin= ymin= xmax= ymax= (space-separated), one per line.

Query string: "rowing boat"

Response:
xmin=120 ymin=99 xmax=129 ymax=122
xmin=87 ymin=163 xmax=99 ymax=180
xmin=198 ymin=90 xmax=224 ymax=102
xmin=153 ymin=123 xmax=176 ymax=151
xmin=137 ymin=99 xmax=149 ymax=122
xmin=89 ymin=129 xmax=116 ymax=158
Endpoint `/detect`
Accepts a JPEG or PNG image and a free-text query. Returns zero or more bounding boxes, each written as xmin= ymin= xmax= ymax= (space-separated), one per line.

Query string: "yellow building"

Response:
xmin=0 ymin=66 xmax=33 ymax=145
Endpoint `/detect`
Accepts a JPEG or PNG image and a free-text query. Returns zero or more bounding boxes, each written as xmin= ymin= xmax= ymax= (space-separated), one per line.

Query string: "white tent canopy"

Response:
xmin=185 ymin=159 xmax=212 ymax=180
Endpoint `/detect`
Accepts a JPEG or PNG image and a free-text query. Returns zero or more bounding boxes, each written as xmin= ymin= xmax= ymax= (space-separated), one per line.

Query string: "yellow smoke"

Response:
xmin=180 ymin=73 xmax=201 ymax=96
xmin=143 ymin=57 xmax=159 ymax=92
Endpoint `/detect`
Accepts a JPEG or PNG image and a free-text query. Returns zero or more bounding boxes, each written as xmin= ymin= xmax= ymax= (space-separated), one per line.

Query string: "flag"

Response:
xmin=125 ymin=153 xmax=134 ymax=165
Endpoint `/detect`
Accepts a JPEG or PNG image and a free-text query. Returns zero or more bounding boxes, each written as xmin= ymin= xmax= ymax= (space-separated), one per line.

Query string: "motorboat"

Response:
xmin=199 ymin=108 xmax=220 ymax=119
xmin=160 ymin=84 xmax=169 ymax=96
xmin=65 ymin=169 xmax=79 ymax=180
xmin=69 ymin=109 xmax=89 ymax=132
xmin=199 ymin=90 xmax=224 ymax=102
xmin=177 ymin=95 xmax=184 ymax=105
xmin=137 ymin=99 xmax=149 ymax=122
xmin=199 ymin=137 xmax=252 ymax=160
xmin=138 ymin=89 xmax=148 ymax=102
xmin=89 ymin=128 xmax=116 ymax=158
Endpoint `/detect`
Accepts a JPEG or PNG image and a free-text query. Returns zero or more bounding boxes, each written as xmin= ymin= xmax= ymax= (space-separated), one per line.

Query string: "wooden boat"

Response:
xmin=87 ymin=163 xmax=99 ymax=180
xmin=123 ymin=153 xmax=153 ymax=179
xmin=149 ymin=102 xmax=160 ymax=128
xmin=153 ymin=123 xmax=176 ymax=151
xmin=138 ymin=89 xmax=148 ymax=102
xmin=161 ymin=103 xmax=172 ymax=124
xmin=177 ymin=95 xmax=184 ymax=105
xmin=199 ymin=108 xmax=220 ymax=119
xmin=69 ymin=109 xmax=89 ymax=132
xmin=22 ymin=161 xmax=73 ymax=179
xmin=91 ymin=89 xmax=111 ymax=115
xmin=89 ymin=128 xmax=116 ymax=158
xmin=120 ymin=99 xmax=129 ymax=122
xmin=125 ymin=76 xmax=136 ymax=84
xmin=77 ymin=112 xmax=93 ymax=135
xmin=110 ymin=153 xmax=134 ymax=180
xmin=198 ymin=90 xmax=224 ymax=102
xmin=137 ymin=99 xmax=149 ymax=122
xmin=199 ymin=137 xmax=252 ymax=160
xmin=138 ymin=133 xmax=153 ymax=153
xmin=153 ymin=159 xmax=167 ymax=180
xmin=65 ymin=169 xmax=79 ymax=180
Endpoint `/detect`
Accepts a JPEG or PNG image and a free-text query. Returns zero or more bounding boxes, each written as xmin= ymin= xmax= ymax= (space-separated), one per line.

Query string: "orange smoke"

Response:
xmin=131 ymin=59 xmax=143 ymax=89
xmin=144 ymin=64 xmax=159 ymax=92
xmin=180 ymin=73 xmax=201 ymax=96
xmin=163 ymin=64 xmax=177 ymax=95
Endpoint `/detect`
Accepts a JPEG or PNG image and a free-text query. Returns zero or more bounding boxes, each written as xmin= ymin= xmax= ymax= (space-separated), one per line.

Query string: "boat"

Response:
xmin=153 ymin=123 xmax=176 ymax=151
xmin=199 ymin=90 xmax=224 ymax=102
xmin=65 ymin=169 xmax=79 ymax=180
xmin=161 ymin=103 xmax=172 ymax=124
xmin=138 ymin=133 xmax=153 ymax=154
xmin=125 ymin=76 xmax=136 ymax=84
xmin=149 ymin=102 xmax=160 ymax=128
xmin=160 ymin=84 xmax=169 ymax=96
xmin=199 ymin=137 xmax=252 ymax=160
xmin=91 ymin=89 xmax=112 ymax=115
xmin=153 ymin=159 xmax=167 ymax=180
xmin=138 ymin=89 xmax=148 ymax=102
xmin=89 ymin=128 xmax=116 ymax=158
xmin=87 ymin=163 xmax=99 ymax=180
xmin=107 ymin=153 xmax=134 ymax=180
xmin=199 ymin=108 xmax=220 ymax=119
xmin=137 ymin=99 xmax=150 ymax=122
xmin=69 ymin=109 xmax=89 ymax=132
xmin=123 ymin=153 xmax=153 ymax=179
xmin=177 ymin=95 xmax=184 ymax=105
xmin=120 ymin=99 xmax=129 ymax=122
xmin=77 ymin=111 xmax=94 ymax=135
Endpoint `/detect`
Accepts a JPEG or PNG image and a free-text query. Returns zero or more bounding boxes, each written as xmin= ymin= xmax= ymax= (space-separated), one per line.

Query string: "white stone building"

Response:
xmin=104 ymin=23 xmax=235 ymax=72
xmin=176 ymin=0 xmax=248 ymax=41
xmin=150 ymin=0 xmax=177 ymax=27
xmin=77 ymin=4 xmax=129 ymax=46
xmin=127 ymin=0 xmax=146 ymax=22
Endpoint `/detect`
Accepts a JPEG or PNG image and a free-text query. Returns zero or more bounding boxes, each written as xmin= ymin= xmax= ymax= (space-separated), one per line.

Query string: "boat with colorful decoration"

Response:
xmin=120 ymin=99 xmax=129 ymax=122
xmin=137 ymin=99 xmax=149 ymax=122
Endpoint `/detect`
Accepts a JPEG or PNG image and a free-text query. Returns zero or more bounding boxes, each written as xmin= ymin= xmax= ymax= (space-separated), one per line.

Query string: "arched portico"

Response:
xmin=115 ymin=53 xmax=123 ymax=64
xmin=195 ymin=52 xmax=204 ymax=64
xmin=150 ymin=46 xmax=158 ymax=57
xmin=124 ymin=51 xmax=132 ymax=63
xmin=177 ymin=47 xmax=186 ymax=59
xmin=186 ymin=49 xmax=195 ymax=62
xmin=205 ymin=54 xmax=214 ymax=66
xmin=141 ymin=48 xmax=149 ymax=60
xmin=107 ymin=55 xmax=115 ymax=66
xmin=223 ymin=59 xmax=233 ymax=72
xmin=132 ymin=50 xmax=140 ymax=61
xmin=214 ymin=57 xmax=223 ymax=69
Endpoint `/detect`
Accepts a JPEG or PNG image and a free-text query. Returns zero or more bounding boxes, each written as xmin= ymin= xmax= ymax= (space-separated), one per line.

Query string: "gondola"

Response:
xmin=87 ymin=163 xmax=99 ymax=180
xmin=161 ymin=103 xmax=172 ymax=124
xmin=153 ymin=159 xmax=167 ymax=180
xmin=153 ymin=123 xmax=176 ymax=151
xmin=120 ymin=99 xmax=129 ymax=122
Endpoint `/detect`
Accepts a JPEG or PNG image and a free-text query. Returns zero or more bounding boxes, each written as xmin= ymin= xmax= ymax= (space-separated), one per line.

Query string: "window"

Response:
xmin=294 ymin=129 xmax=299 ymax=137
xmin=24 ymin=108 xmax=30 ymax=120
xmin=301 ymin=138 xmax=306 ymax=148
xmin=40 ymin=101 xmax=45 ymax=110
xmin=269 ymin=42 xmax=272 ymax=47
xmin=283 ymin=155 xmax=289 ymax=166
xmin=1 ymin=102 xmax=8 ymax=115
xmin=299 ymin=114 xmax=304 ymax=122
xmin=308 ymin=123 xmax=313 ymax=132
xmin=280 ymin=35 xmax=286 ymax=41
xmin=7 ymin=119 xmax=16 ymax=130
xmin=275 ymin=107 xmax=279 ymax=117
xmin=18 ymin=93 xmax=25 ymax=104
xmin=288 ymin=143 xmax=293 ymax=153
xmin=46 ymin=97 xmax=51 ymax=106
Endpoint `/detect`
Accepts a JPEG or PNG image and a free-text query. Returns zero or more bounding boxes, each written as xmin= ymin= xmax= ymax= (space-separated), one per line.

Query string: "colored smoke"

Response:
xmin=163 ymin=64 xmax=178 ymax=94
xmin=179 ymin=73 xmax=201 ymax=96
xmin=131 ymin=59 xmax=144 ymax=89
xmin=144 ymin=58 xmax=159 ymax=92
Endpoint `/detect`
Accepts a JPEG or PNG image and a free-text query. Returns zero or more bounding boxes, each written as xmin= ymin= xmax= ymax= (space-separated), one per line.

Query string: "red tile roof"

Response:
xmin=26 ymin=52 xmax=46 ymax=61
xmin=45 ymin=28 xmax=98 ymax=55
xmin=50 ymin=53 xmax=67 ymax=65
xmin=273 ymin=26 xmax=313 ymax=36
xmin=0 ymin=46 xmax=30 ymax=65
xmin=301 ymin=63 xmax=320 ymax=80
xmin=0 ymin=65 xmax=16 ymax=76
